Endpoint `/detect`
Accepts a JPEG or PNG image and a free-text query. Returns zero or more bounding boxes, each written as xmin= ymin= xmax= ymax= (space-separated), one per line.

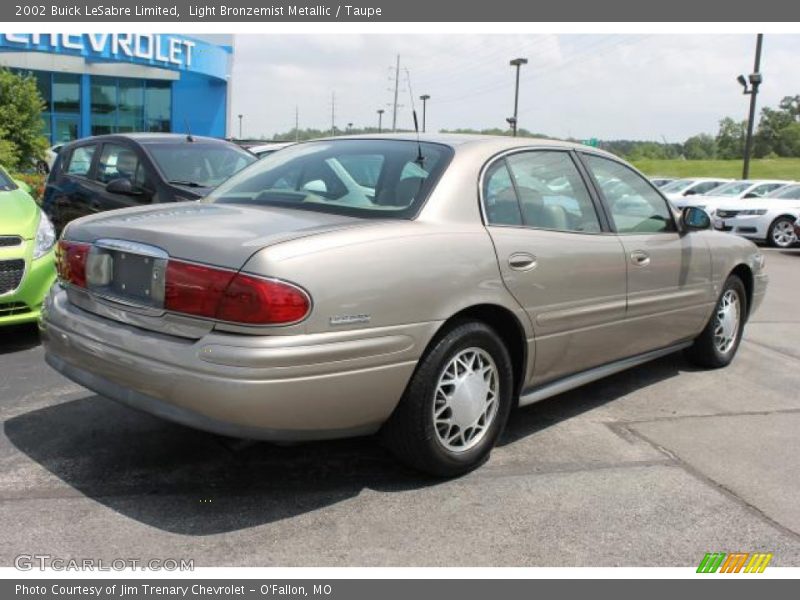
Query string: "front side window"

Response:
xmin=750 ymin=183 xmax=784 ymax=197
xmin=708 ymin=181 xmax=752 ymax=197
xmin=145 ymin=143 xmax=256 ymax=188
xmin=691 ymin=180 xmax=725 ymax=195
xmin=96 ymin=144 xmax=145 ymax=187
xmin=65 ymin=145 xmax=97 ymax=176
xmin=205 ymin=140 xmax=452 ymax=219
xmin=583 ymin=154 xmax=676 ymax=234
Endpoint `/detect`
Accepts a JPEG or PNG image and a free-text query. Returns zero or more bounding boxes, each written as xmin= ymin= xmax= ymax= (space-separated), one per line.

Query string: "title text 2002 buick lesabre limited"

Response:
xmin=41 ymin=135 xmax=767 ymax=476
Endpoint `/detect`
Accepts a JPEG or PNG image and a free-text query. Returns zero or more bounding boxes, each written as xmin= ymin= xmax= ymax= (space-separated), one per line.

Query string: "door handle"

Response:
xmin=630 ymin=250 xmax=650 ymax=266
xmin=508 ymin=252 xmax=537 ymax=271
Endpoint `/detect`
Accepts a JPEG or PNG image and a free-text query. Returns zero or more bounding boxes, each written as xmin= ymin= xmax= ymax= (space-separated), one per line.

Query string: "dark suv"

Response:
xmin=43 ymin=133 xmax=256 ymax=233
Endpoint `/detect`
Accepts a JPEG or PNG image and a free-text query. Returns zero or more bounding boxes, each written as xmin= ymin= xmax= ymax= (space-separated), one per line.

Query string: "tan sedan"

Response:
xmin=41 ymin=135 xmax=767 ymax=476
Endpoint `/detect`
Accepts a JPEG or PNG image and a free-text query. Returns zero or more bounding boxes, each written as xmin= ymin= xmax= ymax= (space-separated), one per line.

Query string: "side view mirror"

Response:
xmin=684 ymin=189 xmax=698 ymax=196
xmin=105 ymin=177 xmax=140 ymax=196
xmin=743 ymin=192 xmax=759 ymax=199
xmin=682 ymin=206 xmax=711 ymax=231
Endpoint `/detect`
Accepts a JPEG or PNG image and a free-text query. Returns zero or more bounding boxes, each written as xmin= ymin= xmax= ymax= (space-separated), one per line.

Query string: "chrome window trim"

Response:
xmin=477 ymin=145 xmax=611 ymax=235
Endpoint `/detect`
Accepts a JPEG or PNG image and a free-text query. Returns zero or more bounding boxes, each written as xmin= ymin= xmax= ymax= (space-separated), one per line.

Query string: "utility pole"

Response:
xmin=295 ymin=105 xmax=299 ymax=142
xmin=391 ymin=54 xmax=400 ymax=132
xmin=377 ymin=109 xmax=384 ymax=133
xmin=420 ymin=95 xmax=430 ymax=132
xmin=740 ymin=34 xmax=764 ymax=179
xmin=507 ymin=58 xmax=528 ymax=136
xmin=330 ymin=92 xmax=336 ymax=137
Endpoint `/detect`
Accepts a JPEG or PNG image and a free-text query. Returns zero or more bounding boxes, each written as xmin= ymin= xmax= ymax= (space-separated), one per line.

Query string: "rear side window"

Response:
xmin=483 ymin=150 xmax=601 ymax=233
xmin=97 ymin=143 xmax=146 ymax=188
xmin=691 ymin=181 xmax=724 ymax=194
xmin=582 ymin=154 xmax=676 ymax=234
xmin=65 ymin=145 xmax=97 ymax=177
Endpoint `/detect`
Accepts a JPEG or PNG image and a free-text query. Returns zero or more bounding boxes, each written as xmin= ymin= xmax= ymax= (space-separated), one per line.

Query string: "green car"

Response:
xmin=1 ymin=165 xmax=56 ymax=327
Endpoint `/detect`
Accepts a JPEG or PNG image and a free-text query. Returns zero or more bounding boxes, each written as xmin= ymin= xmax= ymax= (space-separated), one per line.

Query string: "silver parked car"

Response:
xmin=41 ymin=135 xmax=768 ymax=476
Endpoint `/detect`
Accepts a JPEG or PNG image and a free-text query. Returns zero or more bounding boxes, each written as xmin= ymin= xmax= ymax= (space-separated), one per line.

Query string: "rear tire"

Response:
xmin=381 ymin=321 xmax=514 ymax=478
xmin=685 ymin=275 xmax=747 ymax=369
xmin=767 ymin=216 xmax=797 ymax=248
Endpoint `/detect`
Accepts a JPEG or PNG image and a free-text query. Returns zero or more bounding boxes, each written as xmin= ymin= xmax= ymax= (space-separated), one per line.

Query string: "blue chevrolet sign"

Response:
xmin=0 ymin=33 xmax=228 ymax=80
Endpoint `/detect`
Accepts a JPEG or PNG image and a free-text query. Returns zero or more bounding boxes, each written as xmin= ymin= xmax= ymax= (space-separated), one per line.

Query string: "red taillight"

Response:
xmin=217 ymin=273 xmax=310 ymax=325
xmin=164 ymin=261 xmax=235 ymax=319
xmin=164 ymin=260 xmax=310 ymax=325
xmin=56 ymin=240 xmax=90 ymax=288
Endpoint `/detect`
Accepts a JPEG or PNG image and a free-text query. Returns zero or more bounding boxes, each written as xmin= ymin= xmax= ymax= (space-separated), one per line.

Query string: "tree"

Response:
xmin=0 ymin=68 xmax=48 ymax=170
xmin=715 ymin=117 xmax=746 ymax=159
xmin=754 ymin=106 xmax=795 ymax=157
xmin=683 ymin=134 xmax=717 ymax=160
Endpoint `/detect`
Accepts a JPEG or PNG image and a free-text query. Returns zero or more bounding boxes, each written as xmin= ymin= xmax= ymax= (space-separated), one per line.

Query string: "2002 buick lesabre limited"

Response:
xmin=41 ymin=135 xmax=767 ymax=476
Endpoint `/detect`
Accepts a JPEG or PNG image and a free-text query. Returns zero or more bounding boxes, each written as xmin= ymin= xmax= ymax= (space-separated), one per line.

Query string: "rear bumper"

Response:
xmin=41 ymin=287 xmax=437 ymax=440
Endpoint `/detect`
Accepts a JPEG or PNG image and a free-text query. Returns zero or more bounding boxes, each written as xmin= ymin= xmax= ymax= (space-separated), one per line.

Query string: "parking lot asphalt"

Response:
xmin=1 ymin=248 xmax=799 ymax=567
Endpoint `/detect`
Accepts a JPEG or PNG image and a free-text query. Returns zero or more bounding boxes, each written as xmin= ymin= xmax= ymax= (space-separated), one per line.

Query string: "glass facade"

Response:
xmin=15 ymin=69 xmax=173 ymax=144
xmin=91 ymin=77 xmax=172 ymax=136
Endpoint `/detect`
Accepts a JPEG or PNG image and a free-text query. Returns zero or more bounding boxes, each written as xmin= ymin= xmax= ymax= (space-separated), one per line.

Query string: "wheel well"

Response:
xmin=730 ymin=264 xmax=754 ymax=320
xmin=436 ymin=304 xmax=528 ymax=396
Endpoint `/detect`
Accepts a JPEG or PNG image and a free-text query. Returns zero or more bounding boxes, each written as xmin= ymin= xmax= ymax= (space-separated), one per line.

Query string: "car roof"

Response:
xmin=61 ymin=133 xmax=237 ymax=148
xmin=296 ymin=132 xmax=620 ymax=158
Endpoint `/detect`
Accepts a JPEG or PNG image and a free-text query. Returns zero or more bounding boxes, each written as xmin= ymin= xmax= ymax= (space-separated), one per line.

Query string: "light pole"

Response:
xmin=237 ymin=114 xmax=243 ymax=139
xmin=507 ymin=58 xmax=528 ymax=136
xmin=737 ymin=34 xmax=764 ymax=180
xmin=419 ymin=94 xmax=430 ymax=132
xmin=377 ymin=109 xmax=384 ymax=133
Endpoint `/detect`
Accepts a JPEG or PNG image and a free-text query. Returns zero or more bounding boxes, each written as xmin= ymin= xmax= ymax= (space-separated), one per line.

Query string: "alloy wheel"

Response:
xmin=772 ymin=220 xmax=796 ymax=248
xmin=432 ymin=347 xmax=499 ymax=453
xmin=713 ymin=289 xmax=740 ymax=354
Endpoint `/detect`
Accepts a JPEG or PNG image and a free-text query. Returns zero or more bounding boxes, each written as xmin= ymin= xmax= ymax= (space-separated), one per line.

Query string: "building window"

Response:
xmin=145 ymin=80 xmax=171 ymax=132
xmin=90 ymin=76 xmax=118 ymax=136
xmin=118 ymin=79 xmax=144 ymax=133
xmin=91 ymin=77 xmax=171 ymax=135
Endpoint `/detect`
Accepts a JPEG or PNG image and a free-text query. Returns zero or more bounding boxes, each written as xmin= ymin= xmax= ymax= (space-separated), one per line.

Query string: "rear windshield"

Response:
xmin=144 ymin=142 xmax=256 ymax=188
xmin=204 ymin=139 xmax=453 ymax=219
xmin=0 ymin=168 xmax=17 ymax=191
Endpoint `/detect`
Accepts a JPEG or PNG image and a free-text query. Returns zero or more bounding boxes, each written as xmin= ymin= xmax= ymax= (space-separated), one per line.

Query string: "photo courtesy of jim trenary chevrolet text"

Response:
xmin=0 ymin=0 xmax=799 ymax=596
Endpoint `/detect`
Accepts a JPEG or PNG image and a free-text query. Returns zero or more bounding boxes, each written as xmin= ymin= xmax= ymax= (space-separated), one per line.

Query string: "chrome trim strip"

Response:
xmin=94 ymin=238 xmax=169 ymax=259
xmin=518 ymin=341 xmax=692 ymax=407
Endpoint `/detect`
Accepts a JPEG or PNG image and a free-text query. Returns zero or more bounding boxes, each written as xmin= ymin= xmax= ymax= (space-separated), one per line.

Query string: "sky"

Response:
xmin=229 ymin=34 xmax=800 ymax=142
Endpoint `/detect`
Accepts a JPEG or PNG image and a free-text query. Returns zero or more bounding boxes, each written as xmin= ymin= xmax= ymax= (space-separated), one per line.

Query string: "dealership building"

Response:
xmin=0 ymin=33 xmax=233 ymax=144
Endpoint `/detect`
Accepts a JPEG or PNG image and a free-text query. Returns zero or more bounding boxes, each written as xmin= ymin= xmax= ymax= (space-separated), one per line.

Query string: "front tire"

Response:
xmin=767 ymin=216 xmax=797 ymax=248
xmin=381 ymin=321 xmax=514 ymax=477
xmin=685 ymin=275 xmax=747 ymax=368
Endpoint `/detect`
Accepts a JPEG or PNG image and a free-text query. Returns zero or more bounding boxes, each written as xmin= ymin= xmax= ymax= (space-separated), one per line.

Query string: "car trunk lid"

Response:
xmin=61 ymin=202 xmax=366 ymax=337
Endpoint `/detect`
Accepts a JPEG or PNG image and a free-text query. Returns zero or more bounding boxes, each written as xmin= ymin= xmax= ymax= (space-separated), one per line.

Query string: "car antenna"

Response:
xmin=184 ymin=118 xmax=194 ymax=142
xmin=412 ymin=110 xmax=424 ymax=165
xmin=405 ymin=67 xmax=424 ymax=164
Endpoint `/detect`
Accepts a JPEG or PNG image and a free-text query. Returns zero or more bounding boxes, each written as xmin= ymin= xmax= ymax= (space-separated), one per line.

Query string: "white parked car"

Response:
xmin=661 ymin=178 xmax=731 ymax=204
xmin=680 ymin=180 xmax=793 ymax=214
xmin=713 ymin=183 xmax=800 ymax=248
xmin=661 ymin=177 xmax=731 ymax=208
